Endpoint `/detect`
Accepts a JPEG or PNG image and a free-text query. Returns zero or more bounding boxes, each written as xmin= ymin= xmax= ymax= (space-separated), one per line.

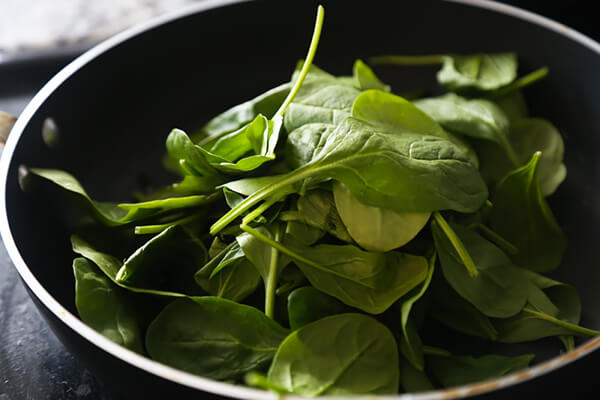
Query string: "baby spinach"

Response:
xmin=280 ymin=188 xmax=351 ymax=242
xmin=437 ymin=52 xmax=518 ymax=92
xmin=115 ymin=226 xmax=206 ymax=295
xmin=489 ymin=152 xmax=566 ymax=273
xmin=428 ymin=353 xmax=534 ymax=388
xmin=478 ymin=118 xmax=566 ymax=196
xmin=431 ymin=221 xmax=529 ymax=318
xmin=414 ymin=93 xmax=519 ymax=166
xmin=333 ymin=181 xmax=430 ymax=252
xmin=287 ymin=286 xmax=348 ymax=330
xmin=146 ymin=297 xmax=288 ymax=380
xmin=194 ymin=240 xmax=260 ymax=302
xmin=194 ymin=82 xmax=291 ymax=145
xmin=353 ymin=59 xmax=390 ymax=92
xmin=397 ymin=254 xmax=436 ymax=371
xmin=73 ymin=257 xmax=144 ymax=353
xmin=266 ymin=313 xmax=399 ymax=396
xmin=28 ymin=168 xmax=214 ymax=226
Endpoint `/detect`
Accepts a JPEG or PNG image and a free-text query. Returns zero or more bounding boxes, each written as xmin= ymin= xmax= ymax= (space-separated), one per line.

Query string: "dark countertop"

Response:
xmin=1 ymin=2 xmax=599 ymax=400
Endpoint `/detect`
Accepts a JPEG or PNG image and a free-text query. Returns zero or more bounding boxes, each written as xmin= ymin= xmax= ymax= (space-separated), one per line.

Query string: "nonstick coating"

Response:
xmin=2 ymin=0 xmax=600 ymax=399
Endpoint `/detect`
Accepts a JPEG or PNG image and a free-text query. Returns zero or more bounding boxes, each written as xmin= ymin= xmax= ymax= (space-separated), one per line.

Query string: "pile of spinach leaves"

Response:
xmin=23 ymin=5 xmax=600 ymax=397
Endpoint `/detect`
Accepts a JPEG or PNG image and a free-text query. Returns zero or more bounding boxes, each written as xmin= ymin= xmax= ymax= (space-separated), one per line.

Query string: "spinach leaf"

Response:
xmin=73 ymin=257 xmax=144 ymax=353
xmin=400 ymin=360 xmax=435 ymax=392
xmin=285 ymin=243 xmax=428 ymax=314
xmin=267 ymin=313 xmax=399 ymax=396
xmin=397 ymin=254 xmax=435 ymax=370
xmin=352 ymin=90 xmax=479 ymax=166
xmin=287 ymin=286 xmax=348 ymax=330
xmin=284 ymin=220 xmax=324 ymax=246
xmin=194 ymin=82 xmax=291 ymax=145
xmin=494 ymin=270 xmax=599 ymax=342
xmin=489 ymin=152 xmax=566 ymax=273
xmin=478 ymin=118 xmax=566 ymax=196
xmin=194 ymin=240 xmax=260 ymax=302
xmin=240 ymin=224 xmax=428 ymax=314
xmin=71 ymin=235 xmax=188 ymax=298
xmin=428 ymin=353 xmax=534 ymax=388
xmin=280 ymin=189 xmax=352 ymax=242
xmin=284 ymin=122 xmax=336 ymax=170
xmin=353 ymin=59 xmax=390 ymax=92
xmin=28 ymin=168 xmax=213 ymax=227
xmin=165 ymin=128 xmax=221 ymax=177
xmin=284 ymin=80 xmax=360 ymax=133
xmin=333 ymin=181 xmax=430 ymax=251
xmin=237 ymin=224 xmax=291 ymax=317
xmin=430 ymin=278 xmax=498 ymax=340
xmin=437 ymin=53 xmax=518 ymax=92
xmin=114 ymin=226 xmax=206 ymax=295
xmin=211 ymin=117 xmax=488 ymax=234
xmin=145 ymin=297 xmax=288 ymax=380
xmin=414 ymin=93 xmax=519 ymax=165
xmin=431 ymin=221 xmax=529 ymax=318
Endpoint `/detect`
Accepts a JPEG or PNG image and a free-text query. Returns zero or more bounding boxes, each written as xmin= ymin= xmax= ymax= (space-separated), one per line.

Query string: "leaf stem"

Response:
xmin=476 ymin=224 xmax=519 ymax=256
xmin=368 ymin=54 xmax=445 ymax=66
xmin=523 ymin=308 xmax=600 ymax=337
xmin=134 ymin=212 xmax=204 ymax=234
xmin=239 ymin=223 xmax=371 ymax=287
xmin=264 ymin=223 xmax=283 ymax=319
xmin=242 ymin=198 xmax=277 ymax=226
xmin=422 ymin=345 xmax=452 ymax=357
xmin=274 ymin=5 xmax=324 ymax=118
xmin=492 ymin=67 xmax=549 ymax=98
xmin=433 ymin=212 xmax=479 ymax=278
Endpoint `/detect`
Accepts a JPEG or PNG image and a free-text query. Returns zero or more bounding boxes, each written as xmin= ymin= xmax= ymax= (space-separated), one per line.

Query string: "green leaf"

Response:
xmin=431 ymin=222 xmax=529 ymax=318
xmin=267 ymin=313 xmax=399 ymax=396
xmin=414 ymin=93 xmax=518 ymax=165
xmin=114 ymin=226 xmax=206 ymax=295
xmin=195 ymin=82 xmax=291 ymax=145
xmin=494 ymin=270 xmax=599 ymax=342
xmin=73 ymin=257 xmax=144 ymax=353
xmin=292 ymin=244 xmax=428 ymax=314
xmin=71 ymin=235 xmax=188 ymax=298
xmin=489 ymin=152 xmax=566 ymax=273
xmin=400 ymin=359 xmax=434 ymax=392
xmin=437 ymin=53 xmax=518 ymax=92
xmin=283 ymin=220 xmax=325 ymax=246
xmin=28 ymin=168 xmax=212 ymax=227
xmin=353 ymin=59 xmax=390 ymax=92
xmin=430 ymin=278 xmax=498 ymax=340
xmin=280 ymin=189 xmax=352 ymax=242
xmin=194 ymin=241 xmax=260 ymax=302
xmin=352 ymin=90 xmax=479 ymax=166
xmin=211 ymin=117 xmax=488 ymax=234
xmin=284 ymin=81 xmax=360 ymax=133
xmin=287 ymin=286 xmax=348 ymax=330
xmin=478 ymin=118 xmax=566 ymax=196
xmin=284 ymin=122 xmax=337 ymax=170
xmin=145 ymin=297 xmax=288 ymax=380
xmin=333 ymin=181 xmax=430 ymax=251
xmin=165 ymin=128 xmax=220 ymax=177
xmin=397 ymin=254 xmax=435 ymax=370
xmin=428 ymin=353 xmax=534 ymax=388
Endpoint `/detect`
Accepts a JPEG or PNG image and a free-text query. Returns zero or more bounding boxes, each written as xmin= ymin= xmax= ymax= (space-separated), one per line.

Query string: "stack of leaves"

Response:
xmin=23 ymin=6 xmax=599 ymax=397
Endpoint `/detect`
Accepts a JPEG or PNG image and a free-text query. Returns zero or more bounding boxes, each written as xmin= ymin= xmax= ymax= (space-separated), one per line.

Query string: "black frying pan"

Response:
xmin=2 ymin=0 xmax=600 ymax=398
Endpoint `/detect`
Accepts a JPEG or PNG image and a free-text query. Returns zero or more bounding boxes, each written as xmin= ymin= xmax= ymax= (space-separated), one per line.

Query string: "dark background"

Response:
xmin=1 ymin=1 xmax=599 ymax=399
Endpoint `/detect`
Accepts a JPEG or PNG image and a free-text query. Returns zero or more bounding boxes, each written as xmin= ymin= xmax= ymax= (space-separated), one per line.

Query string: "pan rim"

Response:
xmin=1 ymin=0 xmax=599 ymax=399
